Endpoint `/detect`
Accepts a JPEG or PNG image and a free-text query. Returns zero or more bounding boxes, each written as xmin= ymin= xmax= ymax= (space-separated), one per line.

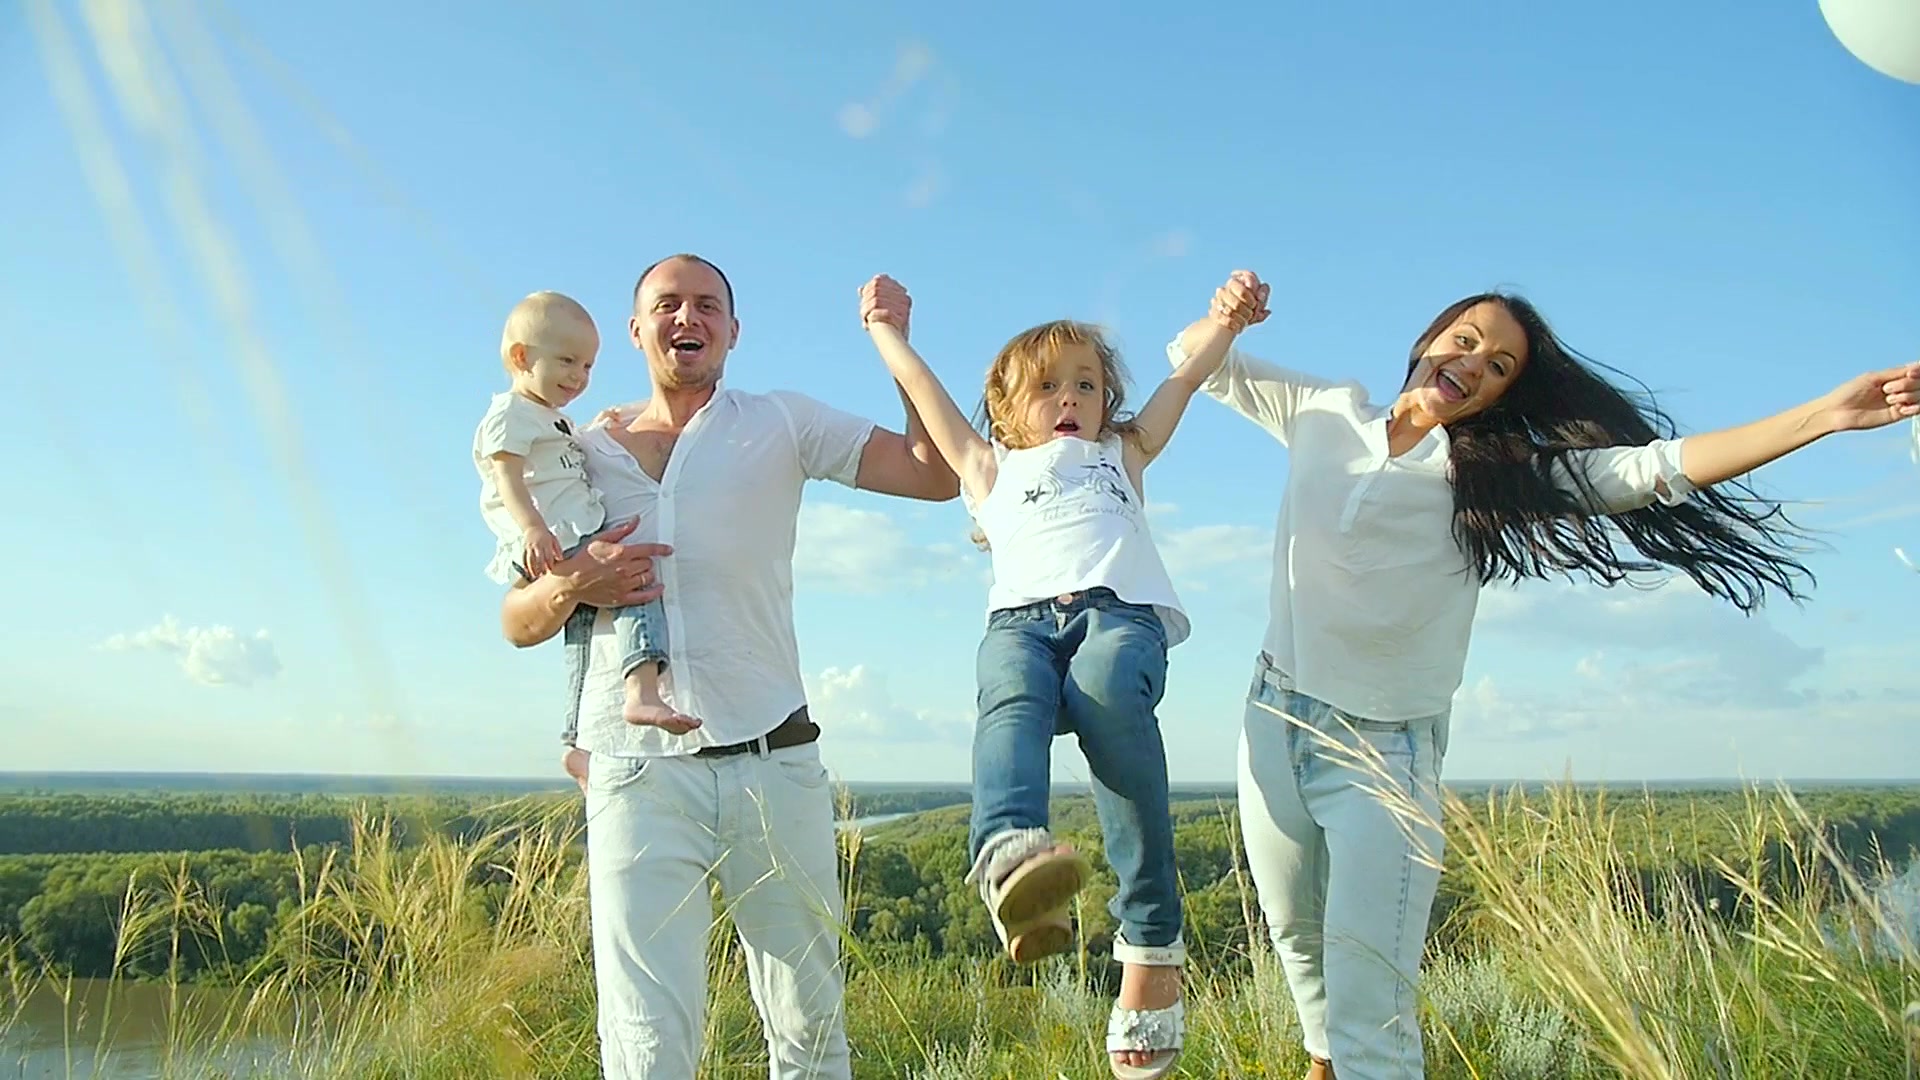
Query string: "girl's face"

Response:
xmin=1010 ymin=343 xmax=1106 ymax=446
xmin=1401 ymin=300 xmax=1530 ymax=424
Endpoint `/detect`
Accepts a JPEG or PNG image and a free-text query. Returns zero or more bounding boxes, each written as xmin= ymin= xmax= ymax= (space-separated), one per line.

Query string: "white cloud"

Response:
xmin=1445 ymin=665 xmax=1920 ymax=782
xmin=835 ymin=40 xmax=937 ymax=141
xmin=1092 ymin=228 xmax=1202 ymax=326
xmin=1450 ymin=674 xmax=1603 ymax=743
xmin=835 ymin=43 xmax=951 ymax=206
xmin=904 ymin=163 xmax=943 ymax=208
xmin=804 ymin=664 xmax=969 ymax=744
xmin=892 ymin=41 xmax=934 ymax=84
xmin=1443 ymin=575 xmax=1887 ymax=753
xmin=102 ymin=616 xmax=282 ymax=687
xmin=1476 ymin=577 xmax=1822 ymax=709
xmin=836 ymin=103 xmax=878 ymax=139
xmin=1826 ymin=499 xmax=1920 ymax=530
xmin=1152 ymin=522 xmax=1274 ymax=580
xmin=794 ymin=502 xmax=972 ymax=593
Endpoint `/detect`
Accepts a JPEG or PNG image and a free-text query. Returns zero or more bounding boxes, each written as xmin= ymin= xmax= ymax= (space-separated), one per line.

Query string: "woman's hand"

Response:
xmin=1817 ymin=361 xmax=1920 ymax=433
xmin=563 ymin=747 xmax=590 ymax=794
xmin=1210 ymin=270 xmax=1270 ymax=331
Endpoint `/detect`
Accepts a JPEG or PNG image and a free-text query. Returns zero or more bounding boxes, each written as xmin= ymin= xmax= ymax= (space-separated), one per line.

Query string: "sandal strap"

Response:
xmin=1112 ymin=936 xmax=1186 ymax=967
xmin=1105 ymin=998 xmax=1186 ymax=1053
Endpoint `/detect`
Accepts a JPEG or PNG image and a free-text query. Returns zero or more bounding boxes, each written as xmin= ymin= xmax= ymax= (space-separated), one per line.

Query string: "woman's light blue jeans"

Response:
xmin=1238 ymin=652 xmax=1449 ymax=1079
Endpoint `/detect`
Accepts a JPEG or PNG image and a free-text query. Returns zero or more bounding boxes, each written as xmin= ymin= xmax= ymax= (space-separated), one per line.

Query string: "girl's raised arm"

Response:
xmin=859 ymin=274 xmax=998 ymax=500
xmin=1126 ymin=271 xmax=1269 ymax=468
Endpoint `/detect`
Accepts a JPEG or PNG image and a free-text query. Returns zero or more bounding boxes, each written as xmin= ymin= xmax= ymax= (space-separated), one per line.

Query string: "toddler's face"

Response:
xmin=515 ymin=315 xmax=600 ymax=409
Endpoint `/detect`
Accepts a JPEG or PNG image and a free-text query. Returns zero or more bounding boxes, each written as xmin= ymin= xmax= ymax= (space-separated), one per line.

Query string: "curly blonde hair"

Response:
xmin=973 ymin=320 xmax=1136 ymax=449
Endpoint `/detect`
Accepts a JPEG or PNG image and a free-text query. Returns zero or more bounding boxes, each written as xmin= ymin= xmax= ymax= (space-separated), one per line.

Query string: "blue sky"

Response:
xmin=3 ymin=1 xmax=1916 ymax=785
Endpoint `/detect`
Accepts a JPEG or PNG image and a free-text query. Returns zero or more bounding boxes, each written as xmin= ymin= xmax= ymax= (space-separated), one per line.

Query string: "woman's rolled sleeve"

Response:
xmin=1550 ymin=438 xmax=1696 ymax=514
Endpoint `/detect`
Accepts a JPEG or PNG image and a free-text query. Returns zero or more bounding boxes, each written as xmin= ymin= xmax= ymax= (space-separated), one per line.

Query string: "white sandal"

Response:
xmin=964 ymin=827 xmax=1091 ymax=963
xmin=1105 ymin=937 xmax=1186 ymax=1080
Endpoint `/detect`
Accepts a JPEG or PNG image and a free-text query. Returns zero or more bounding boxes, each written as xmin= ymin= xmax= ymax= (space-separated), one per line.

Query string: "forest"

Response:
xmin=4 ymin=784 xmax=1917 ymax=984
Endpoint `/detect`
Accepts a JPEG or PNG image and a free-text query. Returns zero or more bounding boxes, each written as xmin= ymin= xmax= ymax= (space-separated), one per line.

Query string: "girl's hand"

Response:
xmin=860 ymin=274 xmax=913 ymax=338
xmin=1818 ymin=361 xmax=1920 ymax=433
xmin=523 ymin=527 xmax=563 ymax=578
xmin=1210 ymin=270 xmax=1270 ymax=331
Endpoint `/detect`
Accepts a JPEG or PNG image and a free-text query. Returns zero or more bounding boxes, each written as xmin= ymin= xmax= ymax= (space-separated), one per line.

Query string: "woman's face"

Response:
xmin=1402 ymin=300 xmax=1530 ymax=424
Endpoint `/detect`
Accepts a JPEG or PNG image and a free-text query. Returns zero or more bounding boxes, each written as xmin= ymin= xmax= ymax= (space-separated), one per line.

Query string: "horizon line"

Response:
xmin=3 ymin=770 xmax=1918 ymax=789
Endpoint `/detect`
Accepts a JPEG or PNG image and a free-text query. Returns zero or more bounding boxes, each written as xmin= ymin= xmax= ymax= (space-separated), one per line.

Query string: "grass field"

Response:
xmin=4 ymin=781 xmax=1918 ymax=1079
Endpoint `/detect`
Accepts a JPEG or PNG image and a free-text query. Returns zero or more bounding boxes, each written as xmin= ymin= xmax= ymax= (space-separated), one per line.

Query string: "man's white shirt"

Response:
xmin=571 ymin=385 xmax=875 ymax=756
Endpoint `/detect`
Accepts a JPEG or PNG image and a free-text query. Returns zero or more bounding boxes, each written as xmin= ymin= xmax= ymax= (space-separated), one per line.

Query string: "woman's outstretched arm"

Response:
xmin=1678 ymin=362 xmax=1919 ymax=487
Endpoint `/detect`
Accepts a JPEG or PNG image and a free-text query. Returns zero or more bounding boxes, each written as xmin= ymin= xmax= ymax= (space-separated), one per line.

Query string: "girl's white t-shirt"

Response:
xmin=965 ymin=434 xmax=1190 ymax=647
xmin=473 ymin=391 xmax=606 ymax=583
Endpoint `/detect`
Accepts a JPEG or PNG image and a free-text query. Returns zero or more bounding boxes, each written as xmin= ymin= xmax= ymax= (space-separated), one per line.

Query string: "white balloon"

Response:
xmin=1819 ymin=0 xmax=1920 ymax=84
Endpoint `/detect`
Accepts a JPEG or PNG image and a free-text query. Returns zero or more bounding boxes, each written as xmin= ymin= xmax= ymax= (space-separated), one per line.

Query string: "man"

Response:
xmin=501 ymin=254 xmax=954 ymax=1079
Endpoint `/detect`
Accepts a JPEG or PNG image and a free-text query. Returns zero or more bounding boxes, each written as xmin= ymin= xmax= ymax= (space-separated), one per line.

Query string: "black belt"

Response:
xmin=695 ymin=707 xmax=818 ymax=758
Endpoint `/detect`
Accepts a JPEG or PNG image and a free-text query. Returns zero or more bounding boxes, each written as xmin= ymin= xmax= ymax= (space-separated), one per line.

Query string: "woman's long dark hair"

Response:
xmin=1423 ymin=293 xmax=1812 ymax=612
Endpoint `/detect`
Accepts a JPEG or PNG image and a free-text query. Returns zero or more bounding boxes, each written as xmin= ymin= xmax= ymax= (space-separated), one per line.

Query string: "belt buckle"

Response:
xmin=1258 ymin=654 xmax=1293 ymax=694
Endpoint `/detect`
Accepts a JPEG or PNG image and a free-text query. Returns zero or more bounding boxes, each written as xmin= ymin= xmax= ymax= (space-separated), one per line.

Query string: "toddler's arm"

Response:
xmin=488 ymin=454 xmax=562 ymax=577
xmin=1124 ymin=271 xmax=1269 ymax=470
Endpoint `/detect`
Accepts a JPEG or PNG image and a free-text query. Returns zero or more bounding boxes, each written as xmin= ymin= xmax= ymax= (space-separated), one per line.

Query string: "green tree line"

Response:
xmin=2 ymin=786 xmax=1916 ymax=984
xmin=0 ymin=789 xmax=976 ymax=856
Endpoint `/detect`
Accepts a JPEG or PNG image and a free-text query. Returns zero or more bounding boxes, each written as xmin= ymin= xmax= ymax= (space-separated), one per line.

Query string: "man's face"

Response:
xmin=629 ymin=258 xmax=739 ymax=391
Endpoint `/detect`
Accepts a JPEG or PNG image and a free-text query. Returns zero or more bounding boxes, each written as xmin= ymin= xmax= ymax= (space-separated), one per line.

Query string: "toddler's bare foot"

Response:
xmin=623 ymin=669 xmax=700 ymax=734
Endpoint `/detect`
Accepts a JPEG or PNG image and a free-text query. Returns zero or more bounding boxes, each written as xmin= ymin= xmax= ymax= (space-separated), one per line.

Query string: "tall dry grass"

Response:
xmin=3 ymin=780 xmax=1916 ymax=1078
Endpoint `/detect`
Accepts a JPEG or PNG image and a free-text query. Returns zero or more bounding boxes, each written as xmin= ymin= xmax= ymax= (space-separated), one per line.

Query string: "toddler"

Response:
xmin=473 ymin=291 xmax=697 ymax=783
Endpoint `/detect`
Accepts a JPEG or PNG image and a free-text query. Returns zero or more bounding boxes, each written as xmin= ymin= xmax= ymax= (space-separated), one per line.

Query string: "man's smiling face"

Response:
xmin=629 ymin=256 xmax=739 ymax=391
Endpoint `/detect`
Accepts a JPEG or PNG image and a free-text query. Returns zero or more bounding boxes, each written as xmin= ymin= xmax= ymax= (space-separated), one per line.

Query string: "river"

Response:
xmin=838 ymin=811 xmax=909 ymax=833
xmin=2 ymin=979 xmax=288 ymax=1079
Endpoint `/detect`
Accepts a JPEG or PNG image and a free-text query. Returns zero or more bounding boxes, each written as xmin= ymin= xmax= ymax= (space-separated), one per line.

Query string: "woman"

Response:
xmin=1182 ymin=274 xmax=1919 ymax=1080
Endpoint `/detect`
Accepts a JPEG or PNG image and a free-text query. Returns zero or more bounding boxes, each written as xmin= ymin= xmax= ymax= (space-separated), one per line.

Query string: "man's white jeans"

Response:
xmin=584 ymin=741 xmax=849 ymax=1079
xmin=1236 ymin=655 xmax=1448 ymax=1080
